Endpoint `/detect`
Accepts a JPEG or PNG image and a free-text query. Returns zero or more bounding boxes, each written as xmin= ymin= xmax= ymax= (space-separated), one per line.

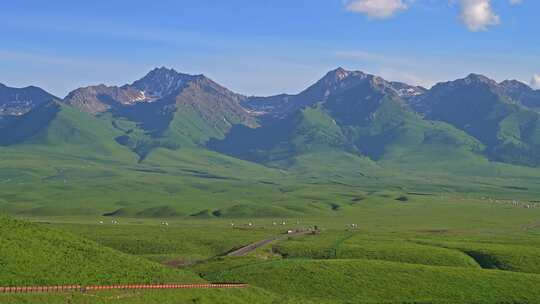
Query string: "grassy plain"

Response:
xmin=3 ymin=193 xmax=540 ymax=303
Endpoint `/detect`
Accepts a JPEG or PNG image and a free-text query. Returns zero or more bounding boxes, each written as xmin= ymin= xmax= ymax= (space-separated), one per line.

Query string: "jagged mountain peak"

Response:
xmin=139 ymin=66 xmax=202 ymax=82
xmin=325 ymin=67 xmax=354 ymax=80
xmin=131 ymin=67 xmax=196 ymax=99
xmin=301 ymin=68 xmax=369 ymax=99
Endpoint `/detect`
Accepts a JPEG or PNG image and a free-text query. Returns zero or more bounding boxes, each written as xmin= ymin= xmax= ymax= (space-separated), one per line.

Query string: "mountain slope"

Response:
xmin=63 ymin=67 xmax=255 ymax=159
xmin=209 ymin=105 xmax=351 ymax=163
xmin=417 ymin=74 xmax=540 ymax=166
xmin=0 ymin=100 xmax=134 ymax=160
xmin=212 ymin=71 xmax=484 ymax=172
xmin=499 ymin=80 xmax=540 ymax=111
xmin=323 ymin=77 xmax=484 ymax=162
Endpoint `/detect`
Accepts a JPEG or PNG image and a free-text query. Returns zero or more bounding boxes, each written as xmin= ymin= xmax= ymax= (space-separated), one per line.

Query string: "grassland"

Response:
xmin=3 ymin=197 xmax=540 ymax=303
xmin=273 ymin=233 xmax=481 ymax=268
xmin=204 ymin=259 xmax=540 ymax=303
xmin=52 ymin=222 xmax=277 ymax=264
xmin=0 ymin=216 xmax=202 ymax=286
xmin=0 ymin=217 xmax=317 ymax=303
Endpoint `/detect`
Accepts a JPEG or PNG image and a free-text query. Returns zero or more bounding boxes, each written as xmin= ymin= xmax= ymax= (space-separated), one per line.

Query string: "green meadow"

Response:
xmin=3 ymin=190 xmax=540 ymax=303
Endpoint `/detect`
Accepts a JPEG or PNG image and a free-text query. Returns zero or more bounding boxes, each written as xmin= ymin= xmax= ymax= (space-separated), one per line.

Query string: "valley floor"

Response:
xmin=3 ymin=196 xmax=540 ymax=304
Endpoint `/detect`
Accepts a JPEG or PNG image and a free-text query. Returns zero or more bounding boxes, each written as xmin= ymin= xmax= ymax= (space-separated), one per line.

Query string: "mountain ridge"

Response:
xmin=2 ymin=67 xmax=540 ymax=167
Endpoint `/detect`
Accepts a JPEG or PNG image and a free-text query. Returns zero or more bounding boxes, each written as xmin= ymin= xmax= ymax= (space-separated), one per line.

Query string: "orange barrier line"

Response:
xmin=0 ymin=284 xmax=248 ymax=293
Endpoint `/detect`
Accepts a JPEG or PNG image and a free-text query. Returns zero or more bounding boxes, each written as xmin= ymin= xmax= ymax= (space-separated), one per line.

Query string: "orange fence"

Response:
xmin=0 ymin=284 xmax=248 ymax=293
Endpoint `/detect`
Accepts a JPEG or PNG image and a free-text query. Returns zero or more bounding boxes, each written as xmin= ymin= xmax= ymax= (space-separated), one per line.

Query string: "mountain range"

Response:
xmin=1 ymin=67 xmax=540 ymax=167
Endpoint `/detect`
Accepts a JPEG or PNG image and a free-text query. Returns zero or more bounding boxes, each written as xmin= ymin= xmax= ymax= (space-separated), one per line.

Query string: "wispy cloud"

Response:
xmin=345 ymin=0 xmax=409 ymax=19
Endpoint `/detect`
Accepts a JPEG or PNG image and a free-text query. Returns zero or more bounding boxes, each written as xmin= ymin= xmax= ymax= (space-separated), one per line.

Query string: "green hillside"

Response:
xmin=0 ymin=216 xmax=202 ymax=286
xmin=423 ymin=75 xmax=540 ymax=166
xmin=0 ymin=101 xmax=135 ymax=161
xmin=210 ymin=105 xmax=352 ymax=163
xmin=205 ymin=259 xmax=540 ymax=303
xmin=324 ymin=85 xmax=484 ymax=162
xmin=212 ymin=79 xmax=486 ymax=173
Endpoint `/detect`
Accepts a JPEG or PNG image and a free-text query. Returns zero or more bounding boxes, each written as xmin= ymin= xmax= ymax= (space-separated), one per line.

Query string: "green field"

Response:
xmin=2 ymin=192 xmax=540 ymax=303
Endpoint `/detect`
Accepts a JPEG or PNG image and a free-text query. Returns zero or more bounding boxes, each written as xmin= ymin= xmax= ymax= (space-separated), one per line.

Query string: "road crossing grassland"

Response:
xmin=227 ymin=230 xmax=312 ymax=257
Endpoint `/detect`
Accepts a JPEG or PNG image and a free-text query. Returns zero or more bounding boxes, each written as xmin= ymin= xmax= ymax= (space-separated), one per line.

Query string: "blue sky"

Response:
xmin=1 ymin=0 xmax=538 ymax=97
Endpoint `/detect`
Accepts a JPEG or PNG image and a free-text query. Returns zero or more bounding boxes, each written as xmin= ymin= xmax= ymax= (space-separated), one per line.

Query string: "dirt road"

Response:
xmin=227 ymin=230 xmax=311 ymax=257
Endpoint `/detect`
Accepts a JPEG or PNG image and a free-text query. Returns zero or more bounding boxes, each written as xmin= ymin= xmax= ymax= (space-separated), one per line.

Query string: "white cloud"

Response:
xmin=346 ymin=0 xmax=409 ymax=19
xmin=531 ymin=74 xmax=540 ymax=90
xmin=345 ymin=1 xmax=519 ymax=31
xmin=459 ymin=0 xmax=500 ymax=31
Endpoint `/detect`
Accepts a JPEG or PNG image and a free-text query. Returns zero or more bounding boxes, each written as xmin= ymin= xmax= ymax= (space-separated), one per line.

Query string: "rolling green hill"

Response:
xmin=205 ymin=259 xmax=540 ymax=303
xmin=0 ymin=216 xmax=202 ymax=286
